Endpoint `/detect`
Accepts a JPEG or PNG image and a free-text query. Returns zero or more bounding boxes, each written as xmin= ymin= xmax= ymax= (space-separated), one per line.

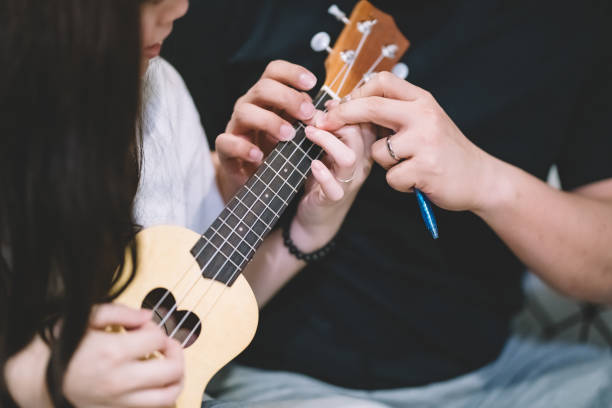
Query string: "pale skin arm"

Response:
xmin=476 ymin=164 xmax=612 ymax=303
xmin=319 ymin=72 xmax=612 ymax=304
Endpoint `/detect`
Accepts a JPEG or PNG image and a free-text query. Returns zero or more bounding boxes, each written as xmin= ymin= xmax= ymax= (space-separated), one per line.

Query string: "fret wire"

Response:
xmin=199 ymin=234 xmax=245 ymax=271
xmin=217 ymin=207 xmax=263 ymax=248
xmin=226 ymin=197 xmax=272 ymax=239
xmin=233 ymin=194 xmax=277 ymax=231
xmin=288 ymin=138 xmax=318 ymax=162
xmin=262 ymin=161 xmax=299 ymax=195
xmin=243 ymin=183 xmax=288 ymax=216
xmin=275 ymin=149 xmax=309 ymax=180
xmin=208 ymin=223 xmax=257 ymax=257
xmin=277 ymin=138 xmax=319 ymax=177
xmin=196 ymin=191 xmax=269 ymax=283
xmin=253 ymin=173 xmax=291 ymax=203
xmin=246 ymin=179 xmax=289 ymax=208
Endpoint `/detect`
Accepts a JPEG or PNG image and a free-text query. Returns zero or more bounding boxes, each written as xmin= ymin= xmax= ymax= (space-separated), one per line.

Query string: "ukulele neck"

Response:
xmin=191 ymin=88 xmax=335 ymax=286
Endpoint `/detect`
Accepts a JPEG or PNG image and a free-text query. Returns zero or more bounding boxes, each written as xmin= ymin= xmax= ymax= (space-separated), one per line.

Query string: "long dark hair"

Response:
xmin=0 ymin=0 xmax=142 ymax=405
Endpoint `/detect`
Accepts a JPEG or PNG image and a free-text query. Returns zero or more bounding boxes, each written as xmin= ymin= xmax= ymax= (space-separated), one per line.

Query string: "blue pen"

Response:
xmin=415 ymin=189 xmax=439 ymax=239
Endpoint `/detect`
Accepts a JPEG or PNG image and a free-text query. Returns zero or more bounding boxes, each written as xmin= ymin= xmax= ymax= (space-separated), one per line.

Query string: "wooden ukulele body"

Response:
xmin=114 ymin=225 xmax=259 ymax=407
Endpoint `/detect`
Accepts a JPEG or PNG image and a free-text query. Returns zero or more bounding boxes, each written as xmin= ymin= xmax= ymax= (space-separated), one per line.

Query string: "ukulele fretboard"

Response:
xmin=191 ymin=89 xmax=334 ymax=285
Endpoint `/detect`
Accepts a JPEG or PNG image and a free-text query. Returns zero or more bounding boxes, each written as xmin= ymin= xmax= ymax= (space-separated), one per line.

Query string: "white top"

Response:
xmin=133 ymin=58 xmax=224 ymax=232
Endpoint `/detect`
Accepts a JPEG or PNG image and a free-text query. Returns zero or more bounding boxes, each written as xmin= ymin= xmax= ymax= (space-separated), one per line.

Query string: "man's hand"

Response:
xmin=318 ymin=71 xmax=499 ymax=213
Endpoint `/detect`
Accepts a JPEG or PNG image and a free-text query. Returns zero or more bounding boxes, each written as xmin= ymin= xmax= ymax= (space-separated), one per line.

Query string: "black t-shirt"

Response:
xmin=163 ymin=0 xmax=612 ymax=389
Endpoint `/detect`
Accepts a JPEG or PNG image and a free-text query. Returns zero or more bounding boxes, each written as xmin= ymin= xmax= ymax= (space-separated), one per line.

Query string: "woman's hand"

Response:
xmin=215 ymin=60 xmax=318 ymax=201
xmin=288 ymin=121 xmax=375 ymax=252
xmin=63 ymin=304 xmax=184 ymax=408
xmin=318 ymin=72 xmax=500 ymax=213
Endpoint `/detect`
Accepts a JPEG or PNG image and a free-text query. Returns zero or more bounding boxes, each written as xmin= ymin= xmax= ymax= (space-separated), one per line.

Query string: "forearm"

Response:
xmin=475 ymin=158 xmax=612 ymax=303
xmin=242 ymin=228 xmax=304 ymax=308
xmin=4 ymin=337 xmax=52 ymax=408
xmin=243 ymin=217 xmax=339 ymax=307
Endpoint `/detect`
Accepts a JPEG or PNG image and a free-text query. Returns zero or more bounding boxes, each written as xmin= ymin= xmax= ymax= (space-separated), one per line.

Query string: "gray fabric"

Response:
xmin=204 ymin=336 xmax=612 ymax=408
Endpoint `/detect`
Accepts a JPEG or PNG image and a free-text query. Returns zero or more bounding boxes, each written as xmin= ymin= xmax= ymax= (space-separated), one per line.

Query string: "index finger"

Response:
xmin=262 ymin=60 xmax=318 ymax=91
xmin=349 ymin=71 xmax=429 ymax=101
xmin=317 ymin=96 xmax=409 ymax=132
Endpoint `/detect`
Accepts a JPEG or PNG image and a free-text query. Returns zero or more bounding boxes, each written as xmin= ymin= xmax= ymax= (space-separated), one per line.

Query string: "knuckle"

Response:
xmin=250 ymin=81 xmax=268 ymax=100
xmin=377 ymin=71 xmax=395 ymax=86
xmin=264 ymin=60 xmax=287 ymax=78
xmin=340 ymin=149 xmax=357 ymax=168
xmin=385 ymin=169 xmax=399 ymax=188
xmin=233 ymin=103 xmax=249 ymax=121
xmin=421 ymin=89 xmax=434 ymax=101
xmin=233 ymin=95 xmax=245 ymax=110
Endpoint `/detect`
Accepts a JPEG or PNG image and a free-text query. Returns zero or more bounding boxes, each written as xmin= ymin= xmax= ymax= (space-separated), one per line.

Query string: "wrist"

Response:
xmin=288 ymin=218 xmax=335 ymax=254
xmin=472 ymin=154 xmax=519 ymax=218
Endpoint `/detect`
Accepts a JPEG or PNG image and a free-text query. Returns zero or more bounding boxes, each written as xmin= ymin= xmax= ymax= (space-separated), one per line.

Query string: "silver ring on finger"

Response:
xmin=335 ymin=170 xmax=356 ymax=184
xmin=386 ymin=136 xmax=401 ymax=162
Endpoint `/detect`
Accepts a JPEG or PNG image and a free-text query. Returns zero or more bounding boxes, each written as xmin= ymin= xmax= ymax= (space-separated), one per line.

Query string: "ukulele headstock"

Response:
xmin=311 ymin=1 xmax=410 ymax=100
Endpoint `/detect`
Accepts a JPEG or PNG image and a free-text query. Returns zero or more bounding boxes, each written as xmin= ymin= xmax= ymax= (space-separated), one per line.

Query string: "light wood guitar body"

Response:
xmin=114 ymin=226 xmax=259 ymax=407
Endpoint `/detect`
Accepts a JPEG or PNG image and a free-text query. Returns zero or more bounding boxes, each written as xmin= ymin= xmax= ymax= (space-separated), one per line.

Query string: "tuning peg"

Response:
xmin=382 ymin=44 xmax=399 ymax=59
xmin=328 ymin=5 xmax=350 ymax=24
xmin=311 ymin=32 xmax=332 ymax=53
xmin=392 ymin=63 xmax=409 ymax=80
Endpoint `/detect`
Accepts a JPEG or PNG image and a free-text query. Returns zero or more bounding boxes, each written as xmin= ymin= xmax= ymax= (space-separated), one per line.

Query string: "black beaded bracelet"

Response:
xmin=282 ymin=220 xmax=337 ymax=263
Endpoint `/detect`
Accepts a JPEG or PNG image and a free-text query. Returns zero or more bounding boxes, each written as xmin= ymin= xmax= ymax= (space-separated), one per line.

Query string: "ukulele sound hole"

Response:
xmin=141 ymin=288 xmax=202 ymax=348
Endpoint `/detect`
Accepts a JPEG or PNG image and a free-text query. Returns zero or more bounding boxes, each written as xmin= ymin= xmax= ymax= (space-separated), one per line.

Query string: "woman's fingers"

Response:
xmin=116 ymin=323 xmax=170 ymax=360
xmin=229 ymin=103 xmax=296 ymax=143
xmin=310 ymin=160 xmax=344 ymax=202
xmin=216 ymin=133 xmax=264 ymax=164
xmin=304 ymin=126 xmax=356 ymax=183
xmin=244 ymin=78 xmax=316 ymax=122
xmin=117 ymin=338 xmax=184 ymax=393
xmin=261 ymin=60 xmax=318 ymax=91
xmin=90 ymin=304 xmax=151 ymax=330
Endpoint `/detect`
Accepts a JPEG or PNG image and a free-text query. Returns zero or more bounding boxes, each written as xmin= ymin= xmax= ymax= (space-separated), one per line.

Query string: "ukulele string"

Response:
xmin=352 ymin=50 xmax=385 ymax=92
xmin=336 ymin=27 xmax=372 ymax=96
xmin=168 ymin=134 xmax=322 ymax=343
xmin=158 ymin=92 xmax=332 ymax=338
xmin=179 ymin=135 xmax=326 ymax=347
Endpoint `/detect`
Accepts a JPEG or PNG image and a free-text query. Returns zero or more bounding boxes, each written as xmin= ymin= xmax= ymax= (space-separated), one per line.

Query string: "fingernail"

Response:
xmin=280 ymin=124 xmax=295 ymax=140
xmin=311 ymin=160 xmax=325 ymax=173
xmin=299 ymin=73 xmax=317 ymax=89
xmin=249 ymin=148 xmax=264 ymax=162
xmin=305 ymin=125 xmax=316 ymax=136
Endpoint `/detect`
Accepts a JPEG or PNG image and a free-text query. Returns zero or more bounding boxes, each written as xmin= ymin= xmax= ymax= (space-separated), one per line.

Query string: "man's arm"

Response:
xmin=476 ymin=164 xmax=612 ymax=303
xmin=321 ymin=72 xmax=612 ymax=304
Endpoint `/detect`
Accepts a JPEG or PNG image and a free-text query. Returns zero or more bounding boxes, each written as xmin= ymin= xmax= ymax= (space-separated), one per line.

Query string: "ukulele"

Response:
xmin=113 ymin=1 xmax=409 ymax=406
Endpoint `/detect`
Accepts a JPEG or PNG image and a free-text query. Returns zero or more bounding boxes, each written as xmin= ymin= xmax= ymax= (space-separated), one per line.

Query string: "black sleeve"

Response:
xmin=556 ymin=9 xmax=612 ymax=191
